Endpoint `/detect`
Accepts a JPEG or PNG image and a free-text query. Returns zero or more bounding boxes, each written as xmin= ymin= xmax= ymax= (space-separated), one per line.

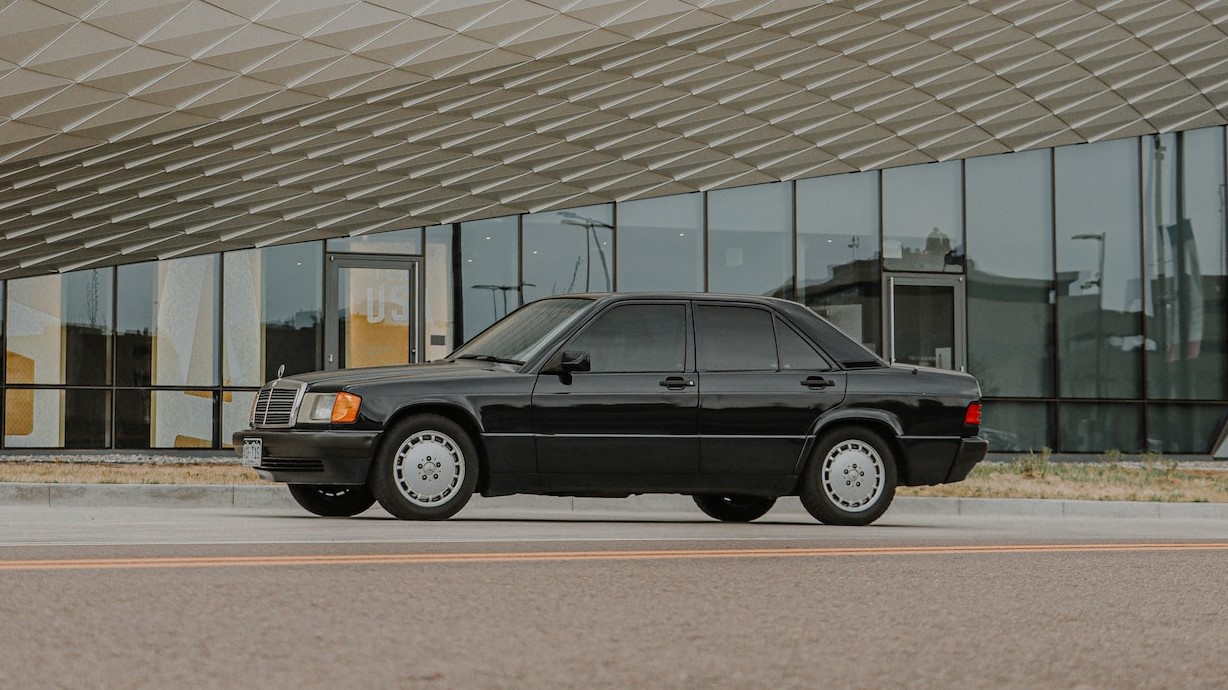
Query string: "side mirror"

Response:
xmin=560 ymin=351 xmax=591 ymax=373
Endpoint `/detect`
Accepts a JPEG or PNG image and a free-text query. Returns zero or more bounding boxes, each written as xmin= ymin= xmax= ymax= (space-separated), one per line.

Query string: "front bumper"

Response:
xmin=897 ymin=436 xmax=988 ymax=486
xmin=232 ymin=429 xmax=380 ymax=485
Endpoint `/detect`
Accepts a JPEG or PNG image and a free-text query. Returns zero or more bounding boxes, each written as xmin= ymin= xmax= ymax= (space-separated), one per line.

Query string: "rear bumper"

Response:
xmin=232 ymin=429 xmax=380 ymax=485
xmin=897 ymin=436 xmax=988 ymax=486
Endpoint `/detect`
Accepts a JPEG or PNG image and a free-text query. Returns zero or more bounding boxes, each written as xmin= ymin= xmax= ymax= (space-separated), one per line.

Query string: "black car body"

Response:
xmin=235 ymin=293 xmax=987 ymax=525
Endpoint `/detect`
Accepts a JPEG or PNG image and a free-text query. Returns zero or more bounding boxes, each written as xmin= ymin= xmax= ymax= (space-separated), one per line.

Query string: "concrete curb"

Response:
xmin=2 ymin=483 xmax=1228 ymax=520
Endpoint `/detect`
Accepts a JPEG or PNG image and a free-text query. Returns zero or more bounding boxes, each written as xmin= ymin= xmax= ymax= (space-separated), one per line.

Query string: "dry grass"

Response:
xmin=901 ymin=457 xmax=1228 ymax=503
xmin=0 ymin=462 xmax=264 ymax=485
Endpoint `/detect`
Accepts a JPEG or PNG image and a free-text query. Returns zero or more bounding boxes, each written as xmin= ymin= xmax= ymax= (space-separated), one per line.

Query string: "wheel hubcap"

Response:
xmin=821 ymin=440 xmax=885 ymax=512
xmin=393 ymin=431 xmax=464 ymax=507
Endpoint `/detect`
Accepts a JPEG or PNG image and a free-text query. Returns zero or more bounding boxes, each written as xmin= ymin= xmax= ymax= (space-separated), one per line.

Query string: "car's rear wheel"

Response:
xmin=287 ymin=484 xmax=376 ymax=517
xmin=799 ymin=426 xmax=897 ymax=526
xmin=370 ymin=414 xmax=478 ymax=520
xmin=693 ymin=494 xmax=776 ymax=522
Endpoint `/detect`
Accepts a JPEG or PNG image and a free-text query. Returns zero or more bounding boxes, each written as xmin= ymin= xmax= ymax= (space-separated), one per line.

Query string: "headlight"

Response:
xmin=296 ymin=392 xmax=362 ymax=424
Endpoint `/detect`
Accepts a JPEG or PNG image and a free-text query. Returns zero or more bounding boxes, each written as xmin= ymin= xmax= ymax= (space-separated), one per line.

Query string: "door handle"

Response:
xmin=801 ymin=376 xmax=835 ymax=389
xmin=659 ymin=376 xmax=695 ymax=389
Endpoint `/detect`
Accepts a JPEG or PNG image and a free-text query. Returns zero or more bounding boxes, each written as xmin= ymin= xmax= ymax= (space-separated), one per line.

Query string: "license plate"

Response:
xmin=241 ymin=438 xmax=262 ymax=467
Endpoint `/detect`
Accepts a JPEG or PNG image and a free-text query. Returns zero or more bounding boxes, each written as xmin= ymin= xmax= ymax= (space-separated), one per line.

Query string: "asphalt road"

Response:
xmin=2 ymin=505 xmax=1227 ymax=689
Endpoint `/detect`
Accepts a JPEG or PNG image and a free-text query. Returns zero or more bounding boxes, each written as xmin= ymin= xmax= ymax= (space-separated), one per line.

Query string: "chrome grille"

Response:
xmin=252 ymin=380 xmax=305 ymax=428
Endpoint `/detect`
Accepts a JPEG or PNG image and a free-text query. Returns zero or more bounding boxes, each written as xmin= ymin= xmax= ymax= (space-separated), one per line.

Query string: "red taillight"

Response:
xmin=964 ymin=402 xmax=983 ymax=426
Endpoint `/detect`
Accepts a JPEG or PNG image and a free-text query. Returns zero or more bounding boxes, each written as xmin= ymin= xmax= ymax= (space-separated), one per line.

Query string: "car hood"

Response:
xmin=283 ymin=360 xmax=518 ymax=390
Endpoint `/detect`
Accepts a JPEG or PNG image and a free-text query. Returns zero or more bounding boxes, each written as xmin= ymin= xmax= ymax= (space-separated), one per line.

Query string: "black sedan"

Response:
xmin=235 ymin=293 xmax=987 ymax=526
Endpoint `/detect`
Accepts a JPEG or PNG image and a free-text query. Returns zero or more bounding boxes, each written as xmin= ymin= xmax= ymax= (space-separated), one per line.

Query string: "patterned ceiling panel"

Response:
xmin=0 ymin=0 xmax=1223 ymax=277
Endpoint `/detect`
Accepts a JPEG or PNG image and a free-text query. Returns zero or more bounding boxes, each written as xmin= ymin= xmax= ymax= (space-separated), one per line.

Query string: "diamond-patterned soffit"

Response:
xmin=0 ymin=0 xmax=1224 ymax=278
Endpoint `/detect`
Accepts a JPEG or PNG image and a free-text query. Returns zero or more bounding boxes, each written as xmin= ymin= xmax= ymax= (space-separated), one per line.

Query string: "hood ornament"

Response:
xmin=276 ymin=364 xmax=285 ymax=381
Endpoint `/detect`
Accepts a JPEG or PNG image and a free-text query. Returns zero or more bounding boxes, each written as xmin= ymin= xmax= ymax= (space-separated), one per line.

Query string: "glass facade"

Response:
xmin=797 ymin=171 xmax=880 ymax=352
xmin=0 ymin=126 xmax=1225 ymax=453
xmin=883 ymin=161 xmax=963 ymax=273
xmin=616 ymin=193 xmax=703 ymax=293
xmin=707 ymin=183 xmax=792 ymax=297
xmin=966 ymin=149 xmax=1054 ymax=397
xmin=523 ymin=204 xmax=613 ymax=302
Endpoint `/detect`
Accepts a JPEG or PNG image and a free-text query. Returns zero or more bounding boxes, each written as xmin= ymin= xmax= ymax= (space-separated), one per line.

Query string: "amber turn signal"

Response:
xmin=964 ymin=402 xmax=983 ymax=426
xmin=331 ymin=392 xmax=362 ymax=423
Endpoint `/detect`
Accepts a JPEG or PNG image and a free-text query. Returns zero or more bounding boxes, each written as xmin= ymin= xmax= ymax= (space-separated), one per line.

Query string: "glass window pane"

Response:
xmin=222 ymin=390 xmax=257 ymax=448
xmin=156 ymin=255 xmax=218 ymax=386
xmin=116 ymin=263 xmax=155 ymax=386
xmin=1058 ymin=402 xmax=1142 ymax=453
xmin=696 ymin=306 xmax=777 ymax=371
xmin=1147 ymin=404 xmax=1228 ymax=454
xmin=223 ymin=242 xmax=323 ymax=386
xmin=775 ymin=317 xmax=829 ymax=371
xmin=152 ymin=389 xmax=215 ymax=448
xmin=981 ymin=401 xmax=1052 ymax=453
xmin=523 ymin=205 xmax=613 ymax=301
xmin=114 ymin=389 xmax=151 ymax=449
xmin=568 ymin=304 xmax=685 ymax=373
xmin=1056 ymin=139 xmax=1143 ymax=399
xmin=1143 ymin=128 xmax=1227 ymax=400
xmin=6 ymin=270 xmax=113 ymax=386
xmin=893 ymin=284 xmax=956 ymax=369
xmin=4 ymin=389 xmax=110 ymax=448
xmin=424 ymin=225 xmax=454 ymax=360
xmin=63 ymin=269 xmax=113 ymax=386
xmin=327 ymin=228 xmax=422 ymax=254
xmin=966 ymin=149 xmax=1055 ymax=397
xmin=65 ymin=389 xmax=110 ymax=448
xmin=797 ymin=171 xmax=881 ymax=351
xmin=883 ymin=161 xmax=963 ymax=272
xmin=707 ymin=183 xmax=792 ymax=296
xmin=460 ymin=216 xmax=519 ymax=342
xmin=337 ymin=266 xmax=412 ymax=368
xmin=617 ymin=193 xmax=703 ymax=292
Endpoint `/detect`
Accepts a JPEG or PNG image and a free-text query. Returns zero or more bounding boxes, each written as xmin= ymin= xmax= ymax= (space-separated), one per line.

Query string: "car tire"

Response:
xmin=799 ymin=426 xmax=897 ymax=526
xmin=370 ymin=414 xmax=479 ymax=520
xmin=693 ymin=494 xmax=776 ymax=522
xmin=287 ymin=484 xmax=376 ymax=517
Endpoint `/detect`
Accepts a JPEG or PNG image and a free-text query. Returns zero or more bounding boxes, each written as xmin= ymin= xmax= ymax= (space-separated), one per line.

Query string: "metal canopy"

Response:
xmin=0 ymin=0 xmax=1224 ymax=278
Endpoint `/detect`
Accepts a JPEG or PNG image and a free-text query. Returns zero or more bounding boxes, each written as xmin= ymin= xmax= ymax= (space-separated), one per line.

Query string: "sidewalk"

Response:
xmin=3 ymin=482 xmax=1228 ymax=521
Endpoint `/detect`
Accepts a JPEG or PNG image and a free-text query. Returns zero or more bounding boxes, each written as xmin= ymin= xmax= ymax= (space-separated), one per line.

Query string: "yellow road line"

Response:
xmin=2 ymin=542 xmax=1228 ymax=572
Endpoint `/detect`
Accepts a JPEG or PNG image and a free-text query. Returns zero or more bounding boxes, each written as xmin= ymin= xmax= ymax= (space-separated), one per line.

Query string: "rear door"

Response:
xmin=532 ymin=301 xmax=698 ymax=474
xmin=695 ymin=304 xmax=847 ymax=475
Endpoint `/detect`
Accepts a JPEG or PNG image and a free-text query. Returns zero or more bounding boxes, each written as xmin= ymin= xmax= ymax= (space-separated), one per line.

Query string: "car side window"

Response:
xmin=775 ymin=317 xmax=830 ymax=371
xmin=696 ymin=306 xmax=777 ymax=372
xmin=566 ymin=304 xmax=686 ymax=373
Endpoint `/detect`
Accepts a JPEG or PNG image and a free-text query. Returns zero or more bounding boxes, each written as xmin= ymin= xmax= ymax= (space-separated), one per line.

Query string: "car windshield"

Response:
xmin=451 ymin=297 xmax=593 ymax=365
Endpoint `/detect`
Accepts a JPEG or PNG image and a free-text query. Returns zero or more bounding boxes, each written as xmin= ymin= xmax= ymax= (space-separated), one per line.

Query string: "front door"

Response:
xmin=883 ymin=274 xmax=966 ymax=371
xmin=324 ymin=254 xmax=423 ymax=370
xmin=532 ymin=301 xmax=698 ymax=475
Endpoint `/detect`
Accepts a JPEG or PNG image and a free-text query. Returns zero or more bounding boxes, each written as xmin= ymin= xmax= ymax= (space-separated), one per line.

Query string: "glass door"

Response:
xmin=325 ymin=255 xmax=423 ymax=370
xmin=883 ymin=274 xmax=966 ymax=371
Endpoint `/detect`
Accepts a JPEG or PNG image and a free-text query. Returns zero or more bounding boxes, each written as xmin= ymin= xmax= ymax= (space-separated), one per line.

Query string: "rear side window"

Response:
xmin=775 ymin=317 xmax=829 ymax=371
xmin=696 ymin=306 xmax=777 ymax=371
xmin=566 ymin=304 xmax=686 ymax=372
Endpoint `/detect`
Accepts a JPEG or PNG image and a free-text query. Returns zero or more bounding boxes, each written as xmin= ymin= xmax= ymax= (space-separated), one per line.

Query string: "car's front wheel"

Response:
xmin=370 ymin=414 xmax=479 ymax=520
xmin=799 ymin=426 xmax=897 ymax=526
xmin=693 ymin=494 xmax=776 ymax=522
xmin=287 ymin=484 xmax=376 ymax=517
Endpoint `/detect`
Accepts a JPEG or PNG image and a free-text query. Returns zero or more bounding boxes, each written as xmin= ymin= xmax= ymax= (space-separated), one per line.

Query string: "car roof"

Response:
xmin=557 ymin=292 xmax=799 ymax=308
